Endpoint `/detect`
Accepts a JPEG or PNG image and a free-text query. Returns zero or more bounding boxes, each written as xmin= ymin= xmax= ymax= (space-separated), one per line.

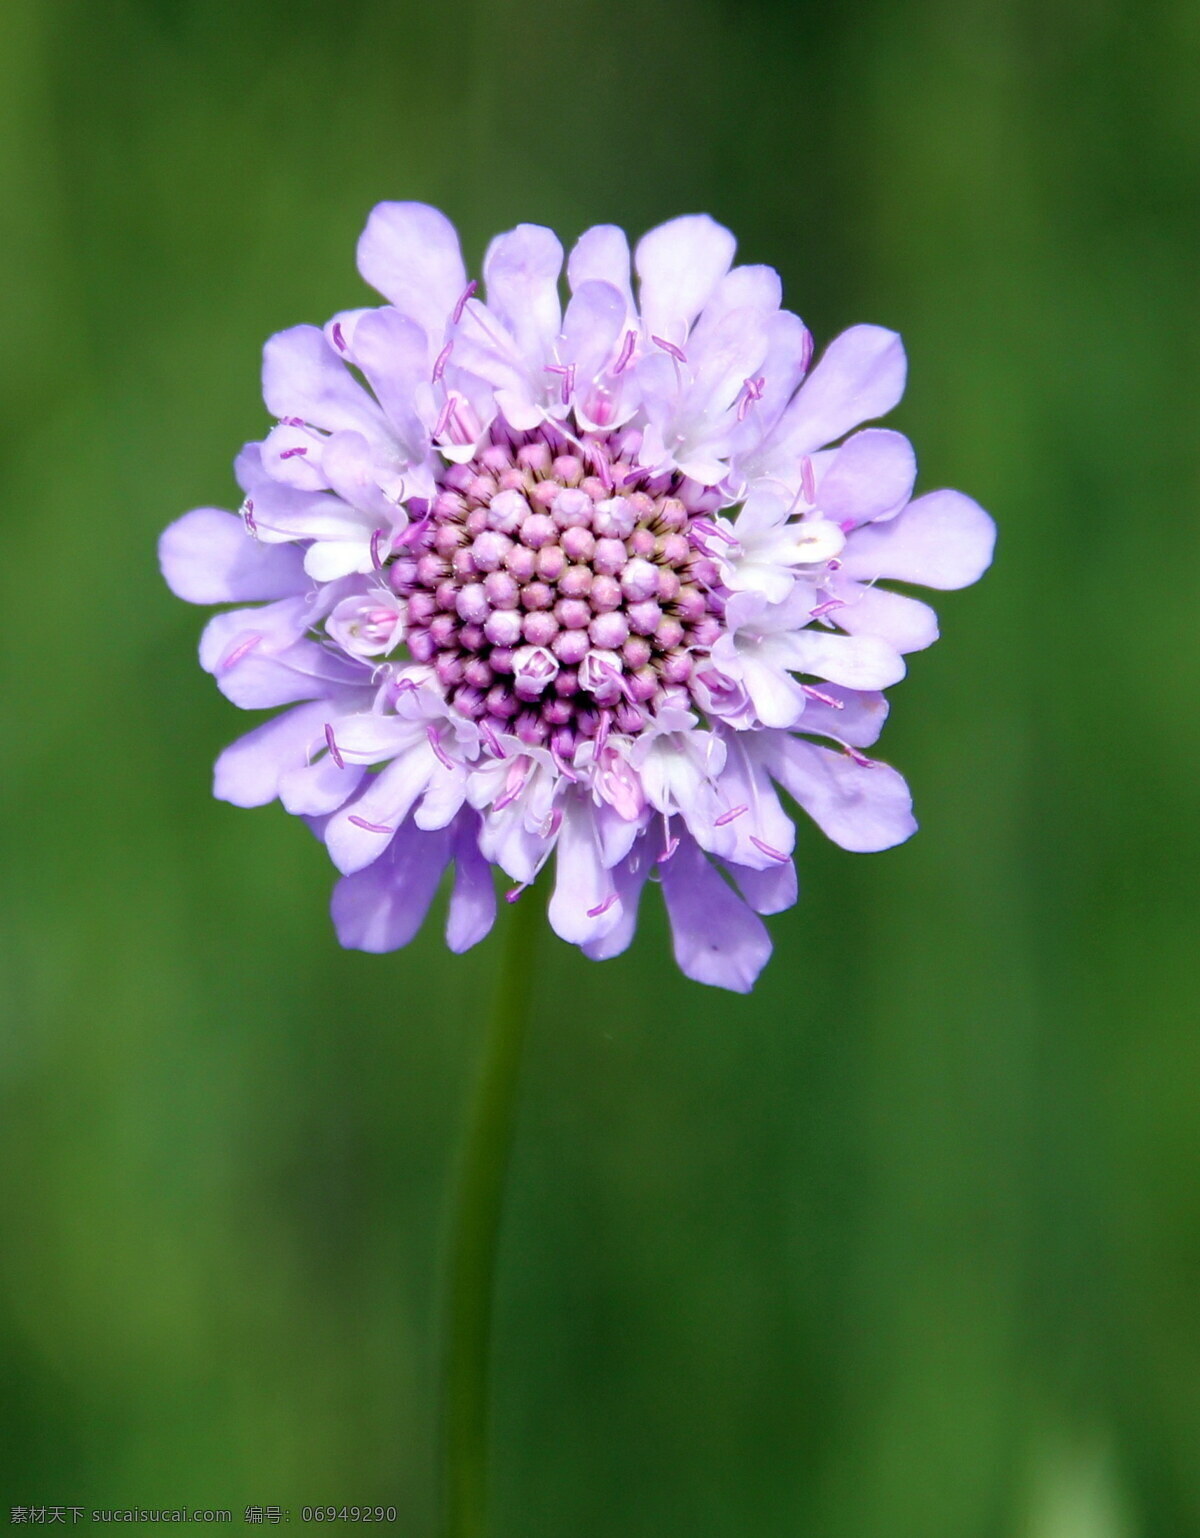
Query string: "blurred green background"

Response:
xmin=2 ymin=0 xmax=1198 ymax=1531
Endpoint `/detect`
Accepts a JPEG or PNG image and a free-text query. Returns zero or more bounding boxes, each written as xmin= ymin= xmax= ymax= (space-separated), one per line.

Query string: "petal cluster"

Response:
xmin=160 ymin=204 xmax=995 ymax=992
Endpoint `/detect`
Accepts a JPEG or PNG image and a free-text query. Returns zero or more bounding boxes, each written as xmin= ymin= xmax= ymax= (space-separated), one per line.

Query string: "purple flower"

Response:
xmin=160 ymin=205 xmax=994 ymax=992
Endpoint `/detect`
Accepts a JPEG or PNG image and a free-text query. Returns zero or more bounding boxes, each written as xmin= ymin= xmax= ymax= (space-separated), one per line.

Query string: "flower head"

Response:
xmin=160 ymin=204 xmax=994 ymax=992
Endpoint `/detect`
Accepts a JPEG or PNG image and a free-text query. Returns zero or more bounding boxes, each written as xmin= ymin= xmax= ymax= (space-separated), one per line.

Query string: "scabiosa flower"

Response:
xmin=160 ymin=204 xmax=994 ymax=992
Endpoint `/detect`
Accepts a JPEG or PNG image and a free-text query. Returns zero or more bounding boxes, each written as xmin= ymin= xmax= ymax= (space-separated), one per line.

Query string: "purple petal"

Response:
xmin=580 ymin=842 xmax=654 ymax=961
xmin=325 ymin=749 xmax=437 ymax=875
xmin=210 ymin=637 xmax=360 ymax=710
xmin=730 ymin=310 xmax=813 ymax=458
xmin=547 ymin=793 xmax=621 ymax=946
xmin=840 ymin=489 xmax=996 ymax=589
xmin=786 ymin=629 xmax=906 ymax=690
xmin=331 ymin=821 xmax=452 ymax=953
xmin=482 ymin=224 xmax=564 ymax=366
xmin=212 ymin=701 xmax=328 ymax=807
xmin=159 ymin=508 xmax=308 ymax=604
xmin=660 ymin=835 xmax=772 ymax=993
xmin=234 ymin=444 xmax=376 ymax=545
xmin=634 ymin=214 xmax=736 ymax=342
xmin=770 ymin=324 xmax=906 ymax=457
xmin=446 ymin=815 xmax=497 ymax=954
xmin=200 ymin=600 xmax=361 ymax=709
xmin=559 ymin=281 xmax=628 ymax=383
xmin=277 ymin=751 xmax=366 ymax=816
xmin=261 ymin=325 xmax=388 ymax=439
xmin=356 ymin=202 xmax=467 ymax=334
xmin=766 ymin=737 xmax=916 ymax=852
xmin=817 ymin=428 xmax=916 ymax=524
xmin=834 ymin=581 xmax=939 ymax=653
xmin=567 ymin=224 xmax=633 ymax=303
xmin=793 ymin=687 xmax=889 ymax=748
xmin=723 ymin=857 xmax=798 ymax=916
xmin=350 ymin=307 xmax=431 ymax=457
xmin=690 ymin=265 xmax=782 ymax=339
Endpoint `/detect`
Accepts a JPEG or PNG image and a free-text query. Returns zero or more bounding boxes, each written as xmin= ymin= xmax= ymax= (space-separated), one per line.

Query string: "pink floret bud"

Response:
xmin=593 ymin=538 xmax=627 ymax=574
xmin=590 ymin=574 xmax=622 ymax=611
xmin=518 ymin=609 xmax=555 ymax=646
xmin=483 ymin=570 xmax=519 ymax=609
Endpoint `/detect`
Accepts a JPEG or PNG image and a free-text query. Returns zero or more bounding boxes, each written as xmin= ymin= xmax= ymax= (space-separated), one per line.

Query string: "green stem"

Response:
xmin=441 ymin=891 xmax=540 ymax=1538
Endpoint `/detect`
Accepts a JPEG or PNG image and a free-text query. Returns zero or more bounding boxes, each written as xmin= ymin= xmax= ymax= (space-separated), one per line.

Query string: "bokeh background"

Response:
xmin=2 ymin=0 xmax=1199 ymax=1531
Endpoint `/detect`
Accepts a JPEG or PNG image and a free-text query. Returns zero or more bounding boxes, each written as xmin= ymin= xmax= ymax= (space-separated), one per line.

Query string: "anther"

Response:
xmin=587 ymin=893 xmax=618 ymax=919
xmin=331 ymin=322 xmax=347 ymax=352
xmin=613 ymin=329 xmax=637 ymax=374
xmin=802 ymin=685 xmax=844 ymax=709
xmin=714 ymin=805 xmax=748 ymax=827
xmin=426 ymin=724 xmax=455 ymax=771
xmin=348 ymin=816 xmax=393 ymax=834
xmin=218 ymin=632 xmax=263 ymax=672
xmin=324 ymin=723 xmax=345 ymax=770
xmin=480 ymin=720 xmax=507 ymax=759
xmin=433 ymin=341 xmax=453 ymax=381
xmin=651 ymin=335 xmax=687 ymax=363
xmin=451 ymin=280 xmax=478 ymax=325
xmin=750 ymin=836 xmax=790 ymax=863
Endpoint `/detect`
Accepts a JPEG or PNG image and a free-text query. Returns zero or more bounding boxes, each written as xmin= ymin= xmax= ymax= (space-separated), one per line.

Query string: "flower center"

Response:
xmin=387 ymin=420 xmax=727 ymax=758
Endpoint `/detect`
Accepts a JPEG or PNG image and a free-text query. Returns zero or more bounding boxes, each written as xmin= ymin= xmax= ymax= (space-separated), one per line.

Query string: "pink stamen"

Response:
xmin=370 ymin=528 xmax=386 ymax=570
xmin=595 ymin=710 xmax=611 ymax=755
xmin=587 ymin=893 xmax=618 ymax=919
xmin=331 ymin=322 xmax=347 ymax=353
xmin=809 ymin=599 xmax=846 ymax=620
xmin=451 ymin=280 xmax=478 ymax=325
xmin=590 ymin=447 xmax=614 ymax=490
xmin=218 ymin=632 xmax=262 ymax=672
xmin=324 ymin=723 xmax=345 ymax=770
xmin=434 ymin=397 xmax=454 ymax=439
xmin=433 ymin=341 xmax=453 ymax=382
xmin=692 ymin=518 xmax=736 ymax=547
xmin=541 ymin=807 xmax=563 ymax=839
xmin=714 ymin=804 xmax=748 ymax=826
xmin=551 ymin=747 xmax=578 ymax=781
xmin=493 ymin=777 xmax=527 ymax=813
xmin=447 ymin=400 xmax=471 ymax=443
xmin=657 ymin=836 xmax=680 ymax=864
xmin=426 ymin=725 xmax=454 ymax=771
xmin=842 ymin=745 xmax=875 ymax=768
xmin=241 ymin=498 xmax=257 ymax=535
xmin=736 ymin=374 xmax=765 ymax=421
xmin=800 ymin=455 xmax=816 ymax=504
xmin=480 ymin=720 xmax=506 ymax=759
xmin=504 ymin=883 xmax=527 ymax=904
xmin=348 ymin=816 xmax=392 ymax=835
xmin=750 ymin=836 xmax=789 ymax=864
xmin=802 ymin=685 xmax=844 ymax=709
xmin=651 ymin=335 xmax=687 ymax=363
xmin=396 ymin=513 xmax=432 ymax=549
xmin=279 ymin=445 xmax=307 ymax=459
xmin=613 ymin=329 xmax=637 ymax=374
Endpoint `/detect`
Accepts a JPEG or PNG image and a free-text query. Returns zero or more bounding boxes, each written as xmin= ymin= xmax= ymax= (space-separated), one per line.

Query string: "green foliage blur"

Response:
xmin=2 ymin=0 xmax=1198 ymax=1531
